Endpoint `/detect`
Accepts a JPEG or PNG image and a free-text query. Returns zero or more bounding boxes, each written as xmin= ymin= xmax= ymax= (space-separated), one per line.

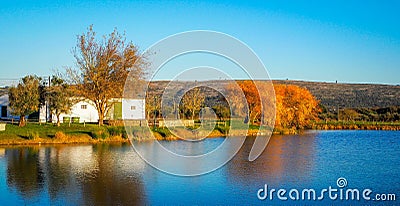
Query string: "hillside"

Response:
xmin=147 ymin=80 xmax=400 ymax=110
xmin=2 ymin=80 xmax=399 ymax=110
xmin=273 ymin=80 xmax=400 ymax=109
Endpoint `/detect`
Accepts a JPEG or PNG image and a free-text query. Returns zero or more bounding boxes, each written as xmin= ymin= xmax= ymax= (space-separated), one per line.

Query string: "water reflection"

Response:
xmin=6 ymin=147 xmax=44 ymax=199
xmin=3 ymin=144 xmax=146 ymax=205
xmin=226 ymin=133 xmax=317 ymax=187
xmin=1 ymin=131 xmax=399 ymax=205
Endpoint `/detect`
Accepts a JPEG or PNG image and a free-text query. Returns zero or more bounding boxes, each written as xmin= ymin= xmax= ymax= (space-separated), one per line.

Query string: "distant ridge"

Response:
xmin=2 ymin=80 xmax=399 ymax=110
xmin=146 ymin=80 xmax=400 ymax=110
xmin=272 ymin=80 xmax=400 ymax=109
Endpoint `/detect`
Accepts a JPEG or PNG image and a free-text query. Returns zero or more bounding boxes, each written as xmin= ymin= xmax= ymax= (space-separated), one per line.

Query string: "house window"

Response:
xmin=130 ymin=106 xmax=136 ymax=110
xmin=81 ymin=105 xmax=87 ymax=109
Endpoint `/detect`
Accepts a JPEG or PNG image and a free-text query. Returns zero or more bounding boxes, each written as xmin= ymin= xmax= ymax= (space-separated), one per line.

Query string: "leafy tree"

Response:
xmin=66 ymin=25 xmax=146 ymax=126
xmin=212 ymin=104 xmax=230 ymax=121
xmin=145 ymin=93 xmax=161 ymax=120
xmin=274 ymin=84 xmax=320 ymax=129
xmin=181 ymin=87 xmax=205 ymax=120
xmin=224 ymin=82 xmax=247 ymax=117
xmin=226 ymin=80 xmax=264 ymax=124
xmin=8 ymin=75 xmax=41 ymax=127
xmin=238 ymin=81 xmax=262 ymax=123
xmin=47 ymin=76 xmax=74 ymax=126
xmin=226 ymin=81 xmax=319 ymax=128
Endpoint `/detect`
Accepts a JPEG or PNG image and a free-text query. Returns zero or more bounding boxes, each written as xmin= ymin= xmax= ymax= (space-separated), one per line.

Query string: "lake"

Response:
xmin=0 ymin=130 xmax=399 ymax=205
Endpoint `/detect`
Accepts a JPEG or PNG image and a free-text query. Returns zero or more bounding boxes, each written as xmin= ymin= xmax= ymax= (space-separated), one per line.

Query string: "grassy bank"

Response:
xmin=1 ymin=120 xmax=399 ymax=145
xmin=312 ymin=121 xmax=400 ymax=131
xmin=147 ymin=124 xmax=270 ymax=141
xmin=0 ymin=123 xmax=129 ymax=145
xmin=0 ymin=122 xmax=267 ymax=144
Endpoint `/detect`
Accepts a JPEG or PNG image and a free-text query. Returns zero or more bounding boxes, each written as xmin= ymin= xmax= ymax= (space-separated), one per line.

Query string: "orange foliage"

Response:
xmin=237 ymin=81 xmax=262 ymax=123
xmin=226 ymin=80 xmax=275 ymax=125
xmin=226 ymin=81 xmax=320 ymax=129
xmin=274 ymin=84 xmax=320 ymax=129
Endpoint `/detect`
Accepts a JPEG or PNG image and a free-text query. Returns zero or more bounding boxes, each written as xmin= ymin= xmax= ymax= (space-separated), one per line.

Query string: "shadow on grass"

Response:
xmin=65 ymin=130 xmax=93 ymax=137
xmin=17 ymin=135 xmax=30 ymax=140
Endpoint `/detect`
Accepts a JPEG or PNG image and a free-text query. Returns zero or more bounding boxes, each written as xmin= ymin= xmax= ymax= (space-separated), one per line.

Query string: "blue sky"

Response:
xmin=0 ymin=0 xmax=399 ymax=84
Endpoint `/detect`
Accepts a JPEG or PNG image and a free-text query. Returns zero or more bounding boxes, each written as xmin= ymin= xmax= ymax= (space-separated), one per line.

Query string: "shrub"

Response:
xmin=27 ymin=131 xmax=39 ymax=140
xmin=54 ymin=131 xmax=68 ymax=141
xmin=90 ymin=130 xmax=109 ymax=139
xmin=152 ymin=127 xmax=171 ymax=138
xmin=107 ymin=126 xmax=121 ymax=136
xmin=107 ymin=126 xmax=128 ymax=139
xmin=215 ymin=125 xmax=228 ymax=134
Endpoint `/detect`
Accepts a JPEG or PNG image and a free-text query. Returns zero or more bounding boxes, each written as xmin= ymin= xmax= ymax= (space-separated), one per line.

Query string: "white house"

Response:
xmin=0 ymin=94 xmax=21 ymax=120
xmin=48 ymin=98 xmax=145 ymax=123
xmin=121 ymin=99 xmax=145 ymax=120
xmin=0 ymin=94 xmax=145 ymax=123
xmin=51 ymin=99 xmax=99 ymax=123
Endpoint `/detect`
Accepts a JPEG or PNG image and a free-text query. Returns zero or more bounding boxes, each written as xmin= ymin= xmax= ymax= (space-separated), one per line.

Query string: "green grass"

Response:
xmin=315 ymin=120 xmax=400 ymax=126
xmin=151 ymin=127 xmax=172 ymax=138
xmin=0 ymin=123 xmax=129 ymax=141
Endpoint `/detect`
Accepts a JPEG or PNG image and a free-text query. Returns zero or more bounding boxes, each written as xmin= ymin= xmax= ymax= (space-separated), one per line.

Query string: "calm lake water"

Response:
xmin=0 ymin=130 xmax=399 ymax=205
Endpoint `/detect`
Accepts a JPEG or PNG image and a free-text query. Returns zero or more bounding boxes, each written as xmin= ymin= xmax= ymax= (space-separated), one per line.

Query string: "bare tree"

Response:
xmin=66 ymin=25 xmax=146 ymax=125
xmin=181 ymin=87 xmax=205 ymax=120
xmin=8 ymin=75 xmax=40 ymax=127
xmin=145 ymin=93 xmax=161 ymax=120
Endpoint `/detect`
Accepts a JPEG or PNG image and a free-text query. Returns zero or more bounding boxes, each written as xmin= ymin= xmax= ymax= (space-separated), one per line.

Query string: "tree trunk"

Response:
xmin=252 ymin=112 xmax=259 ymax=125
xmin=98 ymin=113 xmax=104 ymax=126
xmin=56 ymin=114 xmax=61 ymax=127
xmin=147 ymin=111 xmax=151 ymax=120
xmin=19 ymin=116 xmax=26 ymax=127
xmin=97 ymin=102 xmax=106 ymax=126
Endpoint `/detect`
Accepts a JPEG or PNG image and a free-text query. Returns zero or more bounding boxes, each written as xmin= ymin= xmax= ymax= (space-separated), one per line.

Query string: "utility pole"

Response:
xmin=173 ymin=96 xmax=177 ymax=119
xmin=153 ymin=96 xmax=157 ymax=129
xmin=337 ymin=105 xmax=340 ymax=121
xmin=336 ymin=80 xmax=339 ymax=122
xmin=47 ymin=76 xmax=51 ymax=123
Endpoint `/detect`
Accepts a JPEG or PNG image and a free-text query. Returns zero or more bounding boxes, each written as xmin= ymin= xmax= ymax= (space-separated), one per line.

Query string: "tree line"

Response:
xmin=8 ymin=25 xmax=322 ymax=130
xmin=8 ymin=26 xmax=146 ymax=127
xmin=319 ymin=105 xmax=400 ymax=122
xmin=145 ymin=80 xmax=321 ymax=130
xmin=9 ymin=75 xmax=73 ymax=127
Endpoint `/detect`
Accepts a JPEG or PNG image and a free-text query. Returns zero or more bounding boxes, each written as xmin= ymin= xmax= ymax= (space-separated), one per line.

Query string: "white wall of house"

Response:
xmin=1 ymin=94 xmax=145 ymax=123
xmin=39 ymin=104 xmax=49 ymax=123
xmin=122 ymin=99 xmax=145 ymax=120
xmin=57 ymin=99 xmax=145 ymax=123
xmin=54 ymin=100 xmax=99 ymax=123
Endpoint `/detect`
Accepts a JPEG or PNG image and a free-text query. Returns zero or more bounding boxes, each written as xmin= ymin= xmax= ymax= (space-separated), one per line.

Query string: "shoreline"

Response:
xmin=1 ymin=126 xmax=399 ymax=146
xmin=0 ymin=135 xmax=131 ymax=146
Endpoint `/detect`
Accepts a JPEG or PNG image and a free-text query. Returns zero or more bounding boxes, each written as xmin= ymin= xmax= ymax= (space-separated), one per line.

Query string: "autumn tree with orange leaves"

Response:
xmin=274 ymin=84 xmax=320 ymax=129
xmin=225 ymin=80 xmax=275 ymax=124
xmin=226 ymin=81 xmax=320 ymax=129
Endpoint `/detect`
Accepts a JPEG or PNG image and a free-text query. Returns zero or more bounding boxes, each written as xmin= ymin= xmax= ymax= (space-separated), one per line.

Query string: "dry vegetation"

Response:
xmin=145 ymin=80 xmax=400 ymax=109
xmin=274 ymin=80 xmax=400 ymax=109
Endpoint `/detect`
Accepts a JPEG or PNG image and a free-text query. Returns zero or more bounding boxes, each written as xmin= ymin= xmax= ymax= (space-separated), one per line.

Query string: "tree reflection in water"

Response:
xmin=6 ymin=147 xmax=45 ymax=199
xmin=5 ymin=144 xmax=146 ymax=205
xmin=226 ymin=133 xmax=317 ymax=187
